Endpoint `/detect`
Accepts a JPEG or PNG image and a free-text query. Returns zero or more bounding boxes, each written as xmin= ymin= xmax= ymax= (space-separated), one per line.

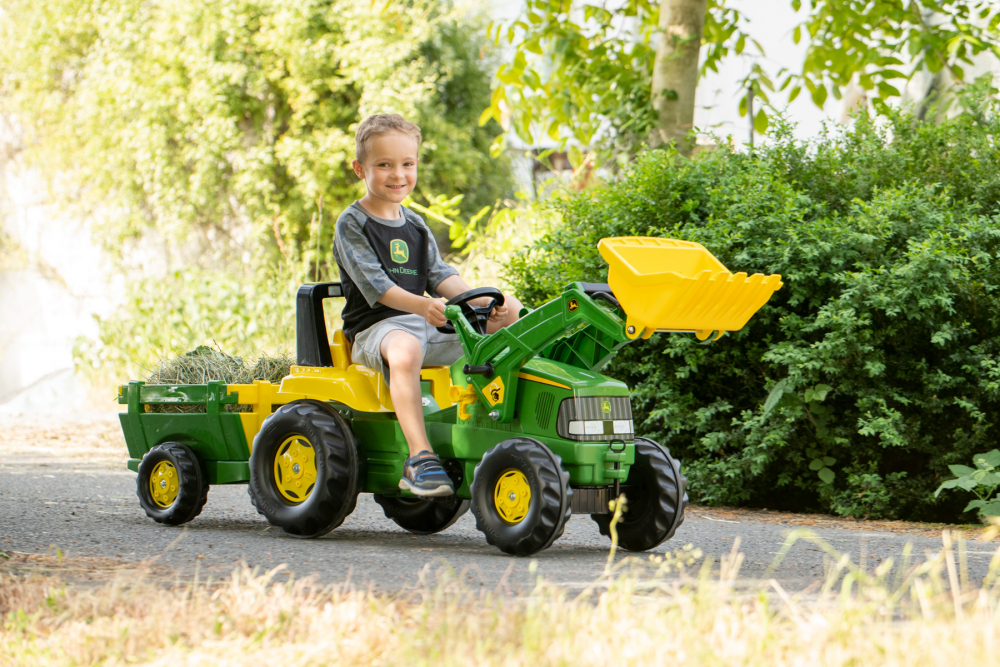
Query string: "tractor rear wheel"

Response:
xmin=136 ymin=442 xmax=209 ymax=525
xmin=470 ymin=438 xmax=571 ymax=556
xmin=592 ymin=437 xmax=687 ymax=552
xmin=374 ymin=494 xmax=470 ymax=535
xmin=249 ymin=400 xmax=359 ymax=538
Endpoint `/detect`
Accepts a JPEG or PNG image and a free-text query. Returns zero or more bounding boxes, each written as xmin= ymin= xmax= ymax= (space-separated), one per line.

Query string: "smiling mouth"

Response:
xmin=386 ymin=184 xmax=406 ymax=190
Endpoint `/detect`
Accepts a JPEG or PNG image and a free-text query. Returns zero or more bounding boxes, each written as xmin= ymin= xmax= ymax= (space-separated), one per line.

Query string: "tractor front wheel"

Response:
xmin=136 ymin=442 xmax=209 ymax=525
xmin=249 ymin=400 xmax=359 ymax=538
xmin=470 ymin=438 xmax=571 ymax=556
xmin=374 ymin=494 xmax=470 ymax=535
xmin=592 ymin=437 xmax=687 ymax=552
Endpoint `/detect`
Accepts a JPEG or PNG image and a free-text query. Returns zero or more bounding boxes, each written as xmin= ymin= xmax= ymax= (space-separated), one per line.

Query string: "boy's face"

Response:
xmin=352 ymin=132 xmax=419 ymax=207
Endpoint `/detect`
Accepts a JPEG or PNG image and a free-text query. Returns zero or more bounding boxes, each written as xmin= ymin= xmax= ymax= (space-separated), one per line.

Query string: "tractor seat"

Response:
xmin=328 ymin=329 xmax=453 ymax=411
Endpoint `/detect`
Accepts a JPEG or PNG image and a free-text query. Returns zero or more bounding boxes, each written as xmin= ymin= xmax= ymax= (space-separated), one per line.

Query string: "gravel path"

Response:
xmin=2 ymin=416 xmax=997 ymax=592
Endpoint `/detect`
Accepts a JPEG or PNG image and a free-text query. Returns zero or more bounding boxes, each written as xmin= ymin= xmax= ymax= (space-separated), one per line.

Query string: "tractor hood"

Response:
xmin=517 ymin=357 xmax=628 ymax=397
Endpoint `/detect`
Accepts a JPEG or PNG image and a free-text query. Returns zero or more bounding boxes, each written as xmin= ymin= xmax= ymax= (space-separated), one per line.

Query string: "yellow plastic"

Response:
xmin=494 ymin=469 xmax=531 ymax=524
xmin=449 ymin=383 xmax=479 ymax=421
xmin=330 ymin=329 xmax=351 ymax=370
xmin=273 ymin=435 xmax=317 ymax=503
xmin=228 ymin=334 xmax=456 ymax=448
xmin=149 ymin=460 xmax=179 ymax=508
xmin=598 ymin=237 xmax=783 ymax=340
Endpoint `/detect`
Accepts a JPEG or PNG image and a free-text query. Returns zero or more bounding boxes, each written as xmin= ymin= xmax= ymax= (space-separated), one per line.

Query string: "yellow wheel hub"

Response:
xmin=494 ymin=469 xmax=531 ymax=524
xmin=149 ymin=461 xmax=179 ymax=508
xmin=273 ymin=435 xmax=317 ymax=504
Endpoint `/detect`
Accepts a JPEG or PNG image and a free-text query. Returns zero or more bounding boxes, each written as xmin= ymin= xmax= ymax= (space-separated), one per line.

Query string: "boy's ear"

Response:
xmin=351 ymin=159 xmax=365 ymax=180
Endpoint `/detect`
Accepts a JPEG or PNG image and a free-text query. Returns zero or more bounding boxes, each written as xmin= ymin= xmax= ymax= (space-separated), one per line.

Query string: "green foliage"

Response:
xmin=485 ymin=0 xmax=1000 ymax=161
xmin=0 ymin=0 xmax=513 ymax=269
xmin=506 ymin=97 xmax=1000 ymax=521
xmin=935 ymin=450 xmax=1000 ymax=519
xmin=73 ymin=267 xmax=301 ymax=382
xmin=785 ymin=0 xmax=1000 ymax=114
xmin=2 ymin=0 xmax=516 ymax=381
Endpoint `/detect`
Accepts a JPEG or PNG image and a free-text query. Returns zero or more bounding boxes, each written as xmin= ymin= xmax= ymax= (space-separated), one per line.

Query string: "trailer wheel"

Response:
xmin=248 ymin=400 xmax=359 ymax=538
xmin=470 ymin=438 xmax=571 ymax=556
xmin=592 ymin=437 xmax=687 ymax=552
xmin=136 ymin=442 xmax=209 ymax=525
xmin=374 ymin=494 xmax=470 ymax=535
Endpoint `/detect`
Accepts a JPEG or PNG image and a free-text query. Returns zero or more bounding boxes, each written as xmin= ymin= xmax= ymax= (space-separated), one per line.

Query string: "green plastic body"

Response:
xmin=119 ymin=283 xmax=639 ymax=496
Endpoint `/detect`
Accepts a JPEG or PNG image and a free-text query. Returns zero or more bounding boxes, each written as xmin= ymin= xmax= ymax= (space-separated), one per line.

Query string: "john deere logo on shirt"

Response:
xmin=601 ymin=400 xmax=611 ymax=414
xmin=390 ymin=239 xmax=409 ymax=264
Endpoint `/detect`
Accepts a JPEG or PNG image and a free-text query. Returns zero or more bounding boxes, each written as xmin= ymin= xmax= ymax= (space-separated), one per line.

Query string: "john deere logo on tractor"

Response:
xmin=390 ymin=240 xmax=409 ymax=264
xmin=568 ymin=299 xmax=578 ymax=312
xmin=602 ymin=400 xmax=611 ymax=414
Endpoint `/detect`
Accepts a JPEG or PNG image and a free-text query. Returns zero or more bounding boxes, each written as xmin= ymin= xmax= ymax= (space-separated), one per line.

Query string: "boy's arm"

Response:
xmin=377 ymin=286 xmax=448 ymax=327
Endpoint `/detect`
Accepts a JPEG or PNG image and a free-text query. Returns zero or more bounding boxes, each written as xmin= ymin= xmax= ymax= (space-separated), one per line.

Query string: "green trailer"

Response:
xmin=119 ymin=237 xmax=782 ymax=555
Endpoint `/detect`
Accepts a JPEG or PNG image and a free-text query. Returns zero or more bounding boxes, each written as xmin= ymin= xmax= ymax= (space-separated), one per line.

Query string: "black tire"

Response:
xmin=374 ymin=494 xmax=470 ymax=535
xmin=470 ymin=437 xmax=572 ymax=556
xmin=248 ymin=400 xmax=359 ymax=538
xmin=592 ymin=437 xmax=687 ymax=552
xmin=136 ymin=442 xmax=209 ymax=525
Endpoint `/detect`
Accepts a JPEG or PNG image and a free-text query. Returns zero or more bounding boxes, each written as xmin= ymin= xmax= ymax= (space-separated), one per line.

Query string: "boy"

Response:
xmin=333 ymin=113 xmax=522 ymax=497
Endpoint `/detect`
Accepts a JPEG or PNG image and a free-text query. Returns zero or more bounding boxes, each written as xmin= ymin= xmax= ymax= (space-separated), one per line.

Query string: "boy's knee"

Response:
xmin=381 ymin=331 xmax=423 ymax=371
xmin=505 ymin=296 xmax=523 ymax=322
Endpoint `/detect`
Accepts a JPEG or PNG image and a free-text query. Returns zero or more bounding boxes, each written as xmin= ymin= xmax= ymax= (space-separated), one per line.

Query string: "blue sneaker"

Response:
xmin=399 ymin=451 xmax=455 ymax=497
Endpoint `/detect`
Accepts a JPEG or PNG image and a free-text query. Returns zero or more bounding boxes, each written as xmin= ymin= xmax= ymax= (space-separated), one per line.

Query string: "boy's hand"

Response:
xmin=470 ymin=295 xmax=507 ymax=323
xmin=421 ymin=298 xmax=448 ymax=327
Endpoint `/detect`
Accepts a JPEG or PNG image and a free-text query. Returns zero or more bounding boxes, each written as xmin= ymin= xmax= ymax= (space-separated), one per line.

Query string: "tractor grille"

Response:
xmin=534 ymin=392 xmax=555 ymax=430
xmin=556 ymin=396 xmax=633 ymax=442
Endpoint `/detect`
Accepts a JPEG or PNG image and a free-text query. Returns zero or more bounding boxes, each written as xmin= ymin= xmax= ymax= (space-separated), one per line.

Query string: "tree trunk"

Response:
xmin=651 ymin=0 xmax=708 ymax=156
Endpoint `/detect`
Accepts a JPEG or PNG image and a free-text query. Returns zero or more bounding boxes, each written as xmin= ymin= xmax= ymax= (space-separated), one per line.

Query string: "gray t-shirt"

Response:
xmin=333 ymin=201 xmax=458 ymax=306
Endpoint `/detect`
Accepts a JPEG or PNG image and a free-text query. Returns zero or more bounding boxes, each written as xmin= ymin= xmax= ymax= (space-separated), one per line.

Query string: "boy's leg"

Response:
xmin=380 ymin=329 xmax=454 ymax=497
xmin=380 ymin=329 xmax=431 ymax=457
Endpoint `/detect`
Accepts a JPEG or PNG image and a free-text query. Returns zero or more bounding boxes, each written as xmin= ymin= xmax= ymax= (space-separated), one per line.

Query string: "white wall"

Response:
xmin=0 ymin=125 xmax=117 ymax=414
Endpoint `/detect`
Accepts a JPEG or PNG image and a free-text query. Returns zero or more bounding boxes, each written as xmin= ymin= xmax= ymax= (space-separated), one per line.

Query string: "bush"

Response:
xmin=506 ymin=96 xmax=1000 ymax=522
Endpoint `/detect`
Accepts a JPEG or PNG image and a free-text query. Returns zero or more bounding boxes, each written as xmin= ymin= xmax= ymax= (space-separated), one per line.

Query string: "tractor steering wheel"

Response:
xmin=436 ymin=287 xmax=505 ymax=336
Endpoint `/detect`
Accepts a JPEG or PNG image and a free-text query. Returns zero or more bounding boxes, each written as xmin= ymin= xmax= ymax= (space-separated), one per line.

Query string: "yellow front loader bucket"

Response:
xmin=598 ymin=237 xmax=783 ymax=340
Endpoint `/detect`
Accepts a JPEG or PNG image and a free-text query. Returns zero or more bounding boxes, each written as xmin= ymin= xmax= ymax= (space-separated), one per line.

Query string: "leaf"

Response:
xmin=822 ymin=456 xmax=836 ymax=466
xmin=935 ymin=479 xmax=961 ymax=497
xmin=818 ymin=467 xmax=836 ymax=484
xmin=948 ymin=464 xmax=976 ymax=477
xmin=754 ymin=108 xmax=768 ymax=134
xmin=813 ymin=384 xmax=833 ymax=401
xmin=965 ymin=499 xmax=987 ymax=511
xmin=975 ymin=450 xmax=1000 ymax=468
xmin=792 ymin=25 xmax=801 ymax=44
xmin=788 ymin=86 xmax=802 ymax=103
xmin=809 ymin=459 xmax=824 ymax=471
xmin=478 ymin=106 xmax=496 ymax=127
xmin=762 ymin=378 xmax=789 ymax=417
xmin=811 ymin=84 xmax=828 ymax=108
xmin=979 ymin=501 xmax=1000 ymax=517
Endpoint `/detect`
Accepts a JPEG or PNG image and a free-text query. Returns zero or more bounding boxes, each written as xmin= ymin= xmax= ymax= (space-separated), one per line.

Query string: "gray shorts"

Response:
xmin=351 ymin=313 xmax=463 ymax=376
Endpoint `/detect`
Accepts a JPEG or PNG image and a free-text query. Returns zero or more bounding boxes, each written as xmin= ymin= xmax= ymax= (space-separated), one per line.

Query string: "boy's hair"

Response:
xmin=355 ymin=114 xmax=422 ymax=164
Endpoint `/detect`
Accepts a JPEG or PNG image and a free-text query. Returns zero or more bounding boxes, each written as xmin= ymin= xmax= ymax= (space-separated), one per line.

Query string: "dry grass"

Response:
xmin=143 ymin=346 xmax=294 ymax=414
xmin=694 ymin=504 xmax=995 ymax=541
xmin=4 ymin=528 xmax=1000 ymax=666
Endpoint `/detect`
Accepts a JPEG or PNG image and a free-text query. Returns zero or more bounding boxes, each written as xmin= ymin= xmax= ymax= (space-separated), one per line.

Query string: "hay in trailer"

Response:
xmin=143 ymin=346 xmax=294 ymax=413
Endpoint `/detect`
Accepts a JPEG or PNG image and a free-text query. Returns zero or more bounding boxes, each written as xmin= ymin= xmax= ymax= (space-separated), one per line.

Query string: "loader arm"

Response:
xmin=446 ymin=282 xmax=632 ymax=424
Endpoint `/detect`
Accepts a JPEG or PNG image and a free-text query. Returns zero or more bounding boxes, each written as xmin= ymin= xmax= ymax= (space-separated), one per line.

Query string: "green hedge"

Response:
xmin=507 ymin=97 xmax=1000 ymax=521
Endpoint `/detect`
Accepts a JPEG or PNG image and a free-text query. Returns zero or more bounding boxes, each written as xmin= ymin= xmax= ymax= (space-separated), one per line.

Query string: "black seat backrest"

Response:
xmin=296 ymin=283 xmax=343 ymax=367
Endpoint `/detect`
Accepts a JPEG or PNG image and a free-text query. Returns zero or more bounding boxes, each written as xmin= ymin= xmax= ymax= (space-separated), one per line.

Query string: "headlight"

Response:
xmin=556 ymin=396 xmax=634 ymax=442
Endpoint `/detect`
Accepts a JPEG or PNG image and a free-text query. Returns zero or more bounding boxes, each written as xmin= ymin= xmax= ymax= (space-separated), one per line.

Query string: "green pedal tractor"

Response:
xmin=118 ymin=237 xmax=782 ymax=556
